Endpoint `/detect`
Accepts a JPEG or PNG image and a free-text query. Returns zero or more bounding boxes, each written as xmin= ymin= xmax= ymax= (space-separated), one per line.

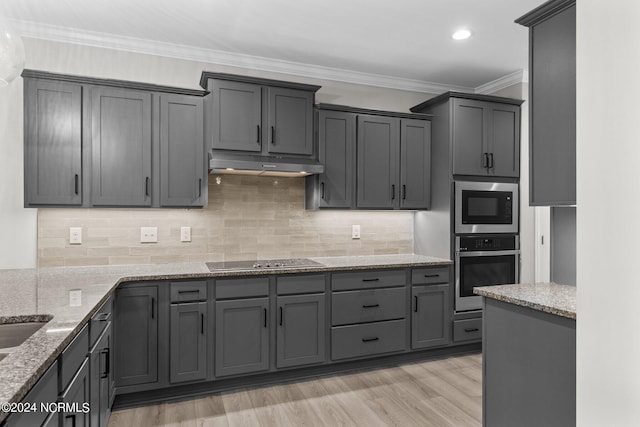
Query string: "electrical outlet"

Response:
xmin=69 ymin=289 xmax=82 ymax=307
xmin=180 ymin=226 xmax=191 ymax=242
xmin=69 ymin=227 xmax=82 ymax=245
xmin=140 ymin=227 xmax=158 ymax=243
xmin=352 ymin=224 xmax=361 ymax=239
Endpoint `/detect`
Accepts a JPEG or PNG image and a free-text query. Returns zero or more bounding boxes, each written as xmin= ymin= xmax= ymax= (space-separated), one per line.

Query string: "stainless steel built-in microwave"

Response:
xmin=455 ymin=181 xmax=519 ymax=234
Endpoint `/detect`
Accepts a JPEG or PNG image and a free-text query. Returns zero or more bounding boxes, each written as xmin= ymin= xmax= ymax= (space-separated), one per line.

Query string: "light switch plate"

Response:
xmin=69 ymin=227 xmax=82 ymax=245
xmin=352 ymin=224 xmax=361 ymax=239
xmin=180 ymin=226 xmax=191 ymax=242
xmin=140 ymin=227 xmax=158 ymax=243
xmin=69 ymin=289 xmax=82 ymax=307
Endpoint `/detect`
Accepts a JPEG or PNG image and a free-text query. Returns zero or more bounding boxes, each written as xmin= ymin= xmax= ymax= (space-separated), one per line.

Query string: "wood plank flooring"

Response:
xmin=108 ymin=353 xmax=482 ymax=427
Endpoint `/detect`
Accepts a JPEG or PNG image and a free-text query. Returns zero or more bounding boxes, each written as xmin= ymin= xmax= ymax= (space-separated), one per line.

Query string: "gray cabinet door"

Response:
xmin=488 ymin=104 xmax=520 ymax=178
xmin=452 ymin=98 xmax=487 ymax=176
xmin=159 ymin=94 xmax=205 ymax=207
xmin=357 ymin=115 xmax=399 ymax=209
xmin=211 ymin=80 xmax=262 ymax=152
xmin=276 ymin=294 xmax=326 ymax=368
xmin=90 ymin=323 xmax=113 ymax=427
xmin=215 ymin=298 xmax=269 ymax=377
xmin=91 ymin=87 xmax=152 ymax=206
xmin=400 ymin=119 xmax=431 ymax=209
xmin=24 ymin=79 xmax=82 ymax=206
xmin=115 ymin=286 xmax=158 ymax=387
xmin=61 ymin=358 xmax=90 ymax=427
xmin=317 ymin=110 xmax=356 ymax=208
xmin=529 ymin=5 xmax=576 ymax=205
xmin=411 ymin=284 xmax=450 ymax=349
xmin=170 ymin=302 xmax=207 ymax=383
xmin=267 ymin=87 xmax=314 ymax=156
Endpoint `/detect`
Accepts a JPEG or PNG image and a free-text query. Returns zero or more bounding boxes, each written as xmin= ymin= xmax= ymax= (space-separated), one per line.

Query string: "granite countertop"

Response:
xmin=474 ymin=282 xmax=576 ymax=320
xmin=0 ymin=253 xmax=450 ymax=416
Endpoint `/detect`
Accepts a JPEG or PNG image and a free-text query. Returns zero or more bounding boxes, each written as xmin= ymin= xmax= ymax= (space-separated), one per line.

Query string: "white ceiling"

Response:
xmin=0 ymin=0 xmax=545 ymax=93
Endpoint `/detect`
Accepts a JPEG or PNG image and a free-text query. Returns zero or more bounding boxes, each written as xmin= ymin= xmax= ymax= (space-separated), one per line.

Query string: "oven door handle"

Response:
xmin=457 ymin=250 xmax=520 ymax=257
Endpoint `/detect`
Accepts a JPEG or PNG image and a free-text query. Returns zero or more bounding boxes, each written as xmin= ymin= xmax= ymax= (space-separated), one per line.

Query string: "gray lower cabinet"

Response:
xmin=24 ymin=79 xmax=83 ymax=207
xmin=90 ymin=323 xmax=113 ymax=427
xmin=159 ymin=94 xmax=206 ymax=207
xmin=357 ymin=114 xmax=399 ymax=209
xmin=61 ymin=358 xmax=90 ymax=427
xmin=276 ymin=294 xmax=326 ymax=368
xmin=170 ymin=302 xmax=207 ymax=383
xmin=215 ymin=298 xmax=269 ymax=377
xmin=517 ymin=0 xmax=576 ymax=205
xmin=411 ymin=284 xmax=450 ymax=349
xmin=114 ymin=286 xmax=158 ymax=387
xmin=316 ymin=109 xmax=356 ymax=208
xmin=91 ymin=87 xmax=153 ymax=207
xmin=3 ymin=361 xmax=58 ymax=427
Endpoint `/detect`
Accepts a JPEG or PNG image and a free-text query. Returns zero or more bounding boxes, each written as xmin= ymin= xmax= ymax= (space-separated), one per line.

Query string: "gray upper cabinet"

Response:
xmin=267 ymin=86 xmax=314 ymax=155
xmin=451 ymin=98 xmax=520 ymax=178
xmin=400 ymin=119 xmax=432 ymax=209
xmin=517 ymin=0 xmax=576 ymax=206
xmin=115 ymin=285 xmax=158 ymax=387
xmin=210 ymin=80 xmax=262 ymax=152
xmin=170 ymin=301 xmax=207 ymax=383
xmin=411 ymin=92 xmax=522 ymax=179
xmin=201 ymin=72 xmax=320 ymax=157
xmin=24 ymin=79 xmax=83 ymax=206
xmin=21 ymin=70 xmax=207 ymax=208
xmin=159 ymin=94 xmax=206 ymax=207
xmin=276 ymin=293 xmax=326 ymax=369
xmin=91 ymin=87 xmax=153 ymax=207
xmin=357 ymin=114 xmax=399 ymax=209
xmin=215 ymin=297 xmax=270 ymax=377
xmin=316 ymin=109 xmax=356 ymax=208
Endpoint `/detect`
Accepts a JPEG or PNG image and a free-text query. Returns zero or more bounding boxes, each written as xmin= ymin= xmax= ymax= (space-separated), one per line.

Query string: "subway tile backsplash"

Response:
xmin=37 ymin=175 xmax=414 ymax=267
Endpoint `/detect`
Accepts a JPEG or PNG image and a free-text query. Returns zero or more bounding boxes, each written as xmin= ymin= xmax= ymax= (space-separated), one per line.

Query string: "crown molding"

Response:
xmin=474 ymin=69 xmax=527 ymax=94
xmin=11 ymin=19 xmax=526 ymax=95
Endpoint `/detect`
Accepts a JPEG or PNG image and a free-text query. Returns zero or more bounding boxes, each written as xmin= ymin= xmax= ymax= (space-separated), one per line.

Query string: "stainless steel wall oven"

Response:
xmin=455 ymin=234 xmax=520 ymax=312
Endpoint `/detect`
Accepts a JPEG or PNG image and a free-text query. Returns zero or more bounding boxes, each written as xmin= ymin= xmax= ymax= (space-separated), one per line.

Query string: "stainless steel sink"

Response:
xmin=0 ymin=322 xmax=48 ymax=353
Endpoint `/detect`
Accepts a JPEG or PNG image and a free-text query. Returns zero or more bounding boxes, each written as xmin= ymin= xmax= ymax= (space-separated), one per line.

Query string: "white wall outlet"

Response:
xmin=69 ymin=227 xmax=82 ymax=245
xmin=140 ymin=227 xmax=158 ymax=243
xmin=69 ymin=289 xmax=82 ymax=307
xmin=352 ymin=224 xmax=361 ymax=239
xmin=180 ymin=226 xmax=191 ymax=242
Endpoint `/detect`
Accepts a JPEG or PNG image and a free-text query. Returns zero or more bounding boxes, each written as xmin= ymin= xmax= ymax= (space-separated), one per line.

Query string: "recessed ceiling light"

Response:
xmin=452 ymin=29 xmax=472 ymax=40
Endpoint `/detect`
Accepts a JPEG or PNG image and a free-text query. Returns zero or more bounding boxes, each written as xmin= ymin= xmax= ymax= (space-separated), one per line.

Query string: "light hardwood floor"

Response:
xmin=108 ymin=353 xmax=482 ymax=427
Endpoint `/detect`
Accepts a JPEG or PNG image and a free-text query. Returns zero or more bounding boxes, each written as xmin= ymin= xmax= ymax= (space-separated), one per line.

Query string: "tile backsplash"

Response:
xmin=37 ymin=175 xmax=415 ymax=267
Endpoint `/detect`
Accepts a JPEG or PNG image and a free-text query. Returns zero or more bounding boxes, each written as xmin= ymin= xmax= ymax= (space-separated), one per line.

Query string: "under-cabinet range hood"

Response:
xmin=209 ymin=152 xmax=324 ymax=177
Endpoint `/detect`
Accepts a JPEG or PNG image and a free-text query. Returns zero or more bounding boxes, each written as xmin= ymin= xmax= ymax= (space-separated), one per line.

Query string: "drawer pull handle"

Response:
xmin=464 ymin=328 xmax=479 ymax=333
xmin=362 ymin=337 xmax=379 ymax=343
xmin=362 ymin=278 xmax=380 ymax=282
xmin=95 ymin=312 xmax=112 ymax=322
xmin=362 ymin=304 xmax=380 ymax=308
xmin=424 ymin=274 xmax=440 ymax=278
xmin=178 ymin=290 xmax=200 ymax=294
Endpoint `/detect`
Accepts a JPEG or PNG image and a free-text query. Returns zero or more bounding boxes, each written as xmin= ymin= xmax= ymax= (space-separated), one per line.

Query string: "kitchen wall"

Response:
xmin=37 ymin=175 xmax=414 ymax=267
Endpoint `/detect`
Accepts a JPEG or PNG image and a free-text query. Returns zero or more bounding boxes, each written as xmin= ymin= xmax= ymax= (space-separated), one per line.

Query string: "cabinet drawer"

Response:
xmin=277 ymin=274 xmax=325 ymax=295
xmin=90 ymin=295 xmax=113 ymax=347
xmin=331 ymin=269 xmax=405 ymax=291
xmin=170 ymin=280 xmax=207 ymax=302
xmin=60 ymin=324 xmax=89 ymax=392
xmin=216 ymin=277 xmax=269 ymax=299
xmin=332 ymin=287 xmax=406 ymax=326
xmin=331 ymin=319 xmax=406 ymax=360
xmin=453 ymin=318 xmax=482 ymax=342
xmin=411 ymin=267 xmax=450 ymax=285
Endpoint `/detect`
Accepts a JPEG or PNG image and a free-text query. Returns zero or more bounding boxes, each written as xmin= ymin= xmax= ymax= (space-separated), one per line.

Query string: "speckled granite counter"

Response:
xmin=0 ymin=254 xmax=450 ymax=420
xmin=474 ymin=282 xmax=576 ymax=320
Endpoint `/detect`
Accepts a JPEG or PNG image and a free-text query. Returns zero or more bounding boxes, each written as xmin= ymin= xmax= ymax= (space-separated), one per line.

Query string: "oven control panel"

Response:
xmin=458 ymin=235 xmax=517 ymax=252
